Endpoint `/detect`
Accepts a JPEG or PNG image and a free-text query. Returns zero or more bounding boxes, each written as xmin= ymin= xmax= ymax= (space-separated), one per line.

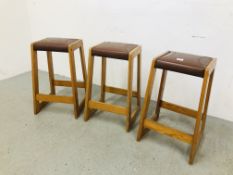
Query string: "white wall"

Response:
xmin=0 ymin=0 xmax=31 ymax=80
xmin=2 ymin=0 xmax=233 ymax=121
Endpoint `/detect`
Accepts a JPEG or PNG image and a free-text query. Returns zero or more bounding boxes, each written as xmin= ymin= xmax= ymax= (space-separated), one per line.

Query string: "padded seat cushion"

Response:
xmin=156 ymin=51 xmax=213 ymax=77
xmin=91 ymin=42 xmax=139 ymax=60
xmin=33 ymin=38 xmax=80 ymax=52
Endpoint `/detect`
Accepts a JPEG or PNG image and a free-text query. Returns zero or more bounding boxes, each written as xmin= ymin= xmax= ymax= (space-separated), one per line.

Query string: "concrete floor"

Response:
xmin=0 ymin=71 xmax=232 ymax=175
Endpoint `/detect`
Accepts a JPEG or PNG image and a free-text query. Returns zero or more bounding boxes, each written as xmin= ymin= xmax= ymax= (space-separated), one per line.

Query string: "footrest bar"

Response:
xmin=105 ymin=86 xmax=138 ymax=97
xmin=36 ymin=94 xmax=73 ymax=104
xmin=161 ymin=100 xmax=197 ymax=118
xmin=54 ymin=80 xmax=85 ymax=88
xmin=144 ymin=119 xmax=193 ymax=144
xmin=88 ymin=100 xmax=128 ymax=116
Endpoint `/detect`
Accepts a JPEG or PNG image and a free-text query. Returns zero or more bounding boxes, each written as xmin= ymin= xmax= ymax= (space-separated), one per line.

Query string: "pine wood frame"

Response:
xmin=84 ymin=46 xmax=141 ymax=132
xmin=137 ymin=51 xmax=216 ymax=164
xmin=31 ymin=40 xmax=87 ymax=118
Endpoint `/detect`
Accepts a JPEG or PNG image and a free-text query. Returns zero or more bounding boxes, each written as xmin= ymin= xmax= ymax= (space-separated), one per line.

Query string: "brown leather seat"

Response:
xmin=156 ymin=51 xmax=213 ymax=77
xmin=91 ymin=42 xmax=139 ymax=60
xmin=33 ymin=38 xmax=81 ymax=52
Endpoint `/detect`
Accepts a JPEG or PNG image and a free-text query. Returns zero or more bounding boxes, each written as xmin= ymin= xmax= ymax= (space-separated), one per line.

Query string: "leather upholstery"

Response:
xmin=91 ymin=42 xmax=139 ymax=60
xmin=156 ymin=51 xmax=213 ymax=77
xmin=33 ymin=38 xmax=80 ymax=52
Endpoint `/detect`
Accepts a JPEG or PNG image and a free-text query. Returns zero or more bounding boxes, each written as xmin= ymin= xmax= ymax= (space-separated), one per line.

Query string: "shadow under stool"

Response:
xmin=31 ymin=38 xmax=87 ymax=118
xmin=137 ymin=51 xmax=216 ymax=164
xmin=84 ymin=42 xmax=141 ymax=131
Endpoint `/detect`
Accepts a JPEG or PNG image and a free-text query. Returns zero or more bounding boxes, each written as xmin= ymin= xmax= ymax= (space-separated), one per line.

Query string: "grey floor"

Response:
xmin=0 ymin=71 xmax=232 ymax=175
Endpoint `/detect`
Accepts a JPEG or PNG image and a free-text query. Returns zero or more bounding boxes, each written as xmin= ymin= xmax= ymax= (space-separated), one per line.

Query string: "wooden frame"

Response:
xmin=137 ymin=52 xmax=216 ymax=164
xmin=31 ymin=40 xmax=87 ymax=118
xmin=84 ymin=46 xmax=141 ymax=132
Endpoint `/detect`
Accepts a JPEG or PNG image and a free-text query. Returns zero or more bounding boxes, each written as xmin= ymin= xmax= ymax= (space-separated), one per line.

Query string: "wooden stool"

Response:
xmin=31 ymin=38 xmax=87 ymax=118
xmin=84 ymin=42 xmax=141 ymax=131
xmin=137 ymin=51 xmax=216 ymax=164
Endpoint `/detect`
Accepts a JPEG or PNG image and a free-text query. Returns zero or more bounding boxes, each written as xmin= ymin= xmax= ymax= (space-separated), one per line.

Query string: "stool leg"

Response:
xmin=137 ymin=53 xmax=141 ymax=107
xmin=189 ymin=72 xmax=209 ymax=164
xmin=31 ymin=45 xmax=40 ymax=114
xmin=152 ymin=70 xmax=167 ymax=121
xmin=100 ymin=57 xmax=106 ymax=102
xmin=201 ymin=71 xmax=214 ymax=133
xmin=84 ymin=52 xmax=95 ymax=121
xmin=126 ymin=57 xmax=134 ymax=132
xmin=137 ymin=60 xmax=157 ymax=141
xmin=47 ymin=51 xmax=55 ymax=94
xmin=69 ymin=49 xmax=79 ymax=118
xmin=79 ymin=44 xmax=87 ymax=86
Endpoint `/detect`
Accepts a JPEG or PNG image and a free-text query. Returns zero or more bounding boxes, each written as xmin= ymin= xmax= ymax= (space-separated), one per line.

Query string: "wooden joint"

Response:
xmin=206 ymin=58 xmax=217 ymax=75
xmin=129 ymin=46 xmax=141 ymax=59
xmin=152 ymin=51 xmax=172 ymax=66
xmin=68 ymin=40 xmax=82 ymax=50
xmin=131 ymin=106 xmax=140 ymax=123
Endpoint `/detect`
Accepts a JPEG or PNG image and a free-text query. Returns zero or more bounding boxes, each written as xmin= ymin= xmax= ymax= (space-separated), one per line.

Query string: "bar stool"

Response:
xmin=137 ymin=51 xmax=216 ymax=164
xmin=31 ymin=38 xmax=87 ymax=118
xmin=84 ymin=42 xmax=141 ymax=131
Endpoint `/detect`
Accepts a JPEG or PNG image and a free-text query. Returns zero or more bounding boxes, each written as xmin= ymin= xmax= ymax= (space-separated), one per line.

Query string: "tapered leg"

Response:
xmin=152 ymin=70 xmax=167 ymax=121
xmin=84 ymin=51 xmax=95 ymax=121
xmin=126 ymin=57 xmax=134 ymax=132
xmin=137 ymin=53 xmax=141 ymax=107
xmin=189 ymin=72 xmax=209 ymax=164
xmin=79 ymin=44 xmax=87 ymax=86
xmin=47 ymin=51 xmax=55 ymax=94
xmin=69 ymin=50 xmax=79 ymax=118
xmin=137 ymin=60 xmax=157 ymax=141
xmin=100 ymin=57 xmax=106 ymax=102
xmin=31 ymin=45 xmax=40 ymax=114
xmin=201 ymin=71 xmax=214 ymax=132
